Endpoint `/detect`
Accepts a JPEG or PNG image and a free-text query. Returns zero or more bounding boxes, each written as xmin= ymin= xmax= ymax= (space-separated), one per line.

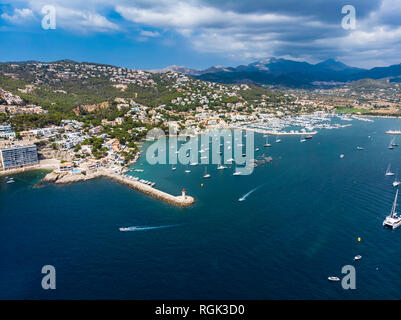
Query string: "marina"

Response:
xmin=3 ymin=116 xmax=401 ymax=299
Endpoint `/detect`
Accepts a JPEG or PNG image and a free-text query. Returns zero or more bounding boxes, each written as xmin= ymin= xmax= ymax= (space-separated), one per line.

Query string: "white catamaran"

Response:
xmin=383 ymin=189 xmax=401 ymax=229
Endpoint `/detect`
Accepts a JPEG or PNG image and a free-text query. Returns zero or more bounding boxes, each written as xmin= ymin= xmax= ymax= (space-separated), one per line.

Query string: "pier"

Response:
xmin=42 ymin=169 xmax=195 ymax=207
xmin=103 ymin=171 xmax=194 ymax=207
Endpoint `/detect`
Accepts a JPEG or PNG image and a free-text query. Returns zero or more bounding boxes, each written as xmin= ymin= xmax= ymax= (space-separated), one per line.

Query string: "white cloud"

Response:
xmin=140 ymin=30 xmax=160 ymax=37
xmin=1 ymin=8 xmax=34 ymax=24
xmin=116 ymin=2 xmax=300 ymax=29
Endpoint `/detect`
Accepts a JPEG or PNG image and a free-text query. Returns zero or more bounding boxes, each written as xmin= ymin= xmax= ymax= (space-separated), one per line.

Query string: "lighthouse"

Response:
xmin=181 ymin=188 xmax=186 ymax=199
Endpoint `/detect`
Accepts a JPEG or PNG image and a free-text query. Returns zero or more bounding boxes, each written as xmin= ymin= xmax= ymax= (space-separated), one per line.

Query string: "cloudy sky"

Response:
xmin=0 ymin=0 xmax=400 ymax=69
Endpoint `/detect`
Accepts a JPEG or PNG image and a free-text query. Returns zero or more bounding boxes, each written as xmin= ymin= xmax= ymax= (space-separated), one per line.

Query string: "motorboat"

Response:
xmin=328 ymin=276 xmax=340 ymax=282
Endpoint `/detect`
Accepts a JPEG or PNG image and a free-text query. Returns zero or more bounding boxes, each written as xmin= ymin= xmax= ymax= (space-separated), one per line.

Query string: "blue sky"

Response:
xmin=1 ymin=0 xmax=401 ymax=70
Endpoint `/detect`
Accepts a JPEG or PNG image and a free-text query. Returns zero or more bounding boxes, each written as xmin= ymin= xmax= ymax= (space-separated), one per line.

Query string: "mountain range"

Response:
xmin=150 ymin=58 xmax=401 ymax=87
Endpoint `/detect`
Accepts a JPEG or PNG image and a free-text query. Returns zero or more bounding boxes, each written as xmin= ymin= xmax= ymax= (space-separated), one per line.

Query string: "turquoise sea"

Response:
xmin=1 ymin=117 xmax=401 ymax=299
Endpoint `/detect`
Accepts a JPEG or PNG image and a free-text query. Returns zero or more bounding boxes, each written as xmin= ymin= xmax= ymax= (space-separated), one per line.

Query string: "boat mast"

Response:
xmin=391 ymin=190 xmax=399 ymax=218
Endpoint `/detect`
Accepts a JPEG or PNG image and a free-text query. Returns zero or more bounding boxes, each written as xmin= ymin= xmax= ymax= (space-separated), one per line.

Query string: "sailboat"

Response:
xmin=185 ymin=164 xmax=191 ymax=173
xmin=171 ymin=164 xmax=177 ymax=171
xmin=386 ymin=164 xmax=395 ymax=176
xmin=394 ymin=170 xmax=401 ymax=187
xmin=217 ymin=159 xmax=227 ymax=170
xmin=203 ymin=167 xmax=211 ymax=178
xmin=275 ymin=135 xmax=281 ymax=143
xmin=300 ymin=135 xmax=306 ymax=143
xmin=264 ymin=134 xmax=272 ymax=147
xmin=383 ymin=189 xmax=401 ymax=229
xmin=389 ymin=139 xmax=394 ymax=150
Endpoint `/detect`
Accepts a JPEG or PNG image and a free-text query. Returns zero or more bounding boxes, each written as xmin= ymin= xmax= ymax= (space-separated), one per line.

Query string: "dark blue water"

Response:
xmin=1 ymin=118 xmax=401 ymax=299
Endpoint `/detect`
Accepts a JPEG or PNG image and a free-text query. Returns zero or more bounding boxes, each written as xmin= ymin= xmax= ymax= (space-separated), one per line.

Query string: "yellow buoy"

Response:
xmin=201 ymin=184 xmax=204 ymax=187
xmin=358 ymin=237 xmax=361 ymax=242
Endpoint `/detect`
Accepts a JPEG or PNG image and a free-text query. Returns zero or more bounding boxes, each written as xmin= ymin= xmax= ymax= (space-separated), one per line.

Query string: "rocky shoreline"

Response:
xmin=41 ymin=170 xmax=103 ymax=184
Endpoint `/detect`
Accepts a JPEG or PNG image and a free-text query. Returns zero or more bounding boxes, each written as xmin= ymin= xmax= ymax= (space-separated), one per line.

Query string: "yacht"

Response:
xmin=305 ymin=135 xmax=313 ymax=140
xmin=264 ymin=134 xmax=272 ymax=147
xmin=386 ymin=164 xmax=395 ymax=176
xmin=203 ymin=167 xmax=211 ymax=178
xmin=393 ymin=170 xmax=401 ymax=187
xmin=383 ymin=189 xmax=401 ymax=229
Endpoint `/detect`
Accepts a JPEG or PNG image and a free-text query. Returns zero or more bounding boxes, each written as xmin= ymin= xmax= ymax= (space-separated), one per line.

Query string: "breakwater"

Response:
xmin=41 ymin=170 xmax=194 ymax=207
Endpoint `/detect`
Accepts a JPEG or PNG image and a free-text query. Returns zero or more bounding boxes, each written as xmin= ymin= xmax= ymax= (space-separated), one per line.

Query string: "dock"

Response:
xmin=103 ymin=171 xmax=194 ymax=207
xmin=41 ymin=169 xmax=195 ymax=207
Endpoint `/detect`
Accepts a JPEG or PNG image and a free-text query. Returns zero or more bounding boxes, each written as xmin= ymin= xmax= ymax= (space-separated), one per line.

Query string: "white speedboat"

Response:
xmin=356 ymin=146 xmax=364 ymax=150
xmin=119 ymin=227 xmax=129 ymax=232
xmin=217 ymin=165 xmax=227 ymax=170
xmin=340 ymin=154 xmax=345 ymax=158
xmin=383 ymin=190 xmax=401 ymax=229
xmin=328 ymin=276 xmax=340 ymax=282
xmin=6 ymin=179 xmax=14 ymax=184
xmin=354 ymin=255 xmax=362 ymax=261
xmin=233 ymin=172 xmax=242 ymax=176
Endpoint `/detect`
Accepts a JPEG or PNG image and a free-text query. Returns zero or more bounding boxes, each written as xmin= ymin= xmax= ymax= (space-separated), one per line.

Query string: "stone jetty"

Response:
xmin=42 ymin=170 xmax=195 ymax=207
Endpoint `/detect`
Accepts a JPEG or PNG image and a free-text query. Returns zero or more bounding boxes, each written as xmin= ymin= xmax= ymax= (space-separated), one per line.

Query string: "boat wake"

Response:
xmin=119 ymin=224 xmax=179 ymax=232
xmin=238 ymin=185 xmax=264 ymax=202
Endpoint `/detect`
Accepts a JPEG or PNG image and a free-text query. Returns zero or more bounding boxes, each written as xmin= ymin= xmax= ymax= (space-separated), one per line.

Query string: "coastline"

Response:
xmin=0 ymin=159 xmax=58 ymax=177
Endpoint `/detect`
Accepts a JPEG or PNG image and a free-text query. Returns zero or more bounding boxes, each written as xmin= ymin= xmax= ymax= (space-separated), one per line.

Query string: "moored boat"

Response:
xmin=383 ymin=189 xmax=401 ymax=229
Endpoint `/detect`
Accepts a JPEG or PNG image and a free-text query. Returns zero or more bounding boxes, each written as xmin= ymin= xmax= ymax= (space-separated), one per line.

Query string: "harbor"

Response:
xmin=3 ymin=116 xmax=401 ymax=299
